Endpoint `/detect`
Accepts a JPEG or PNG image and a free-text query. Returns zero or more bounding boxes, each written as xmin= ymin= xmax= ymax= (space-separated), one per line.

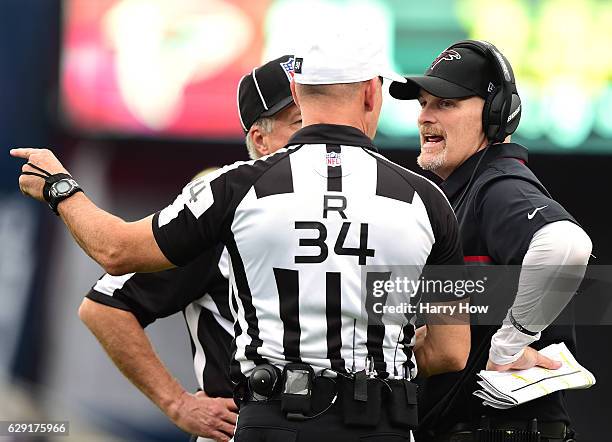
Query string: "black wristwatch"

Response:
xmin=43 ymin=174 xmax=83 ymax=215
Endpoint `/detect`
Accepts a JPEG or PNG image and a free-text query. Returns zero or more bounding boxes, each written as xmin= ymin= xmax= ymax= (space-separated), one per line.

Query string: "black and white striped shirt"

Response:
xmin=87 ymin=246 xmax=234 ymax=398
xmin=153 ymin=124 xmax=463 ymax=383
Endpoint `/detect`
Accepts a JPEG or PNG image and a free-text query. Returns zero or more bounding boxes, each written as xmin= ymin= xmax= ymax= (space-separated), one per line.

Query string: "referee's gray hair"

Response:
xmin=245 ymin=116 xmax=275 ymax=160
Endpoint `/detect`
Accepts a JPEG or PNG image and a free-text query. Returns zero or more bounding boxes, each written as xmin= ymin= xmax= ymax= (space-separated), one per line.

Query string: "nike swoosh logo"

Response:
xmin=527 ymin=205 xmax=548 ymax=220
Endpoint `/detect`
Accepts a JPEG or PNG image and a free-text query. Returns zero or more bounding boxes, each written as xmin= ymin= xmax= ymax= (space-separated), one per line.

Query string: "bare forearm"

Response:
xmin=414 ymin=323 xmax=470 ymax=377
xmin=78 ymin=299 xmax=184 ymax=414
xmin=414 ymin=332 xmax=452 ymax=378
xmin=413 ymin=325 xmax=430 ymax=373
xmin=58 ymin=193 xmax=171 ymax=274
xmin=414 ymin=331 xmax=438 ymax=378
xmin=58 ymin=193 xmax=127 ymax=270
xmin=80 ymin=299 xmax=238 ymax=440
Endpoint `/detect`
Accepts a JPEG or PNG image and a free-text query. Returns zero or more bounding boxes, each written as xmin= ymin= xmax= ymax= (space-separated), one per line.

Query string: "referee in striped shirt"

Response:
xmin=78 ymin=55 xmax=301 ymax=442
xmin=12 ymin=22 xmax=470 ymax=440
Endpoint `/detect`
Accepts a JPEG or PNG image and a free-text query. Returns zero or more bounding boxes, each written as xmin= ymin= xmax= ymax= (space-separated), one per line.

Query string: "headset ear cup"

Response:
xmin=483 ymin=90 xmax=502 ymax=142
xmin=504 ymin=93 xmax=522 ymax=136
xmin=484 ymin=91 xmax=522 ymax=143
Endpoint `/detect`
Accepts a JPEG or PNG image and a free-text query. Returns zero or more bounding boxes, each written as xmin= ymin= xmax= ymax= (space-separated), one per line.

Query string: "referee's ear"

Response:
xmin=364 ymin=77 xmax=379 ymax=112
xmin=249 ymin=126 xmax=270 ymax=157
xmin=290 ymin=80 xmax=301 ymax=110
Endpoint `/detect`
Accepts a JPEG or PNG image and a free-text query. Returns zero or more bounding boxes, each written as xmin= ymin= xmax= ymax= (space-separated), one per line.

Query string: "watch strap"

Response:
xmin=21 ymin=163 xmax=83 ymax=215
xmin=43 ymin=174 xmax=82 ymax=215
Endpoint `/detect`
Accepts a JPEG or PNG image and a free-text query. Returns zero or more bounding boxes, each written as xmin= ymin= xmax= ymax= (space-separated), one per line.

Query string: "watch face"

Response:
xmin=52 ymin=178 xmax=78 ymax=198
xmin=55 ymin=180 xmax=72 ymax=194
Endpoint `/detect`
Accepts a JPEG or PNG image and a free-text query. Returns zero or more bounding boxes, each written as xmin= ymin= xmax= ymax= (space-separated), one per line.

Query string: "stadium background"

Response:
xmin=0 ymin=0 xmax=610 ymax=440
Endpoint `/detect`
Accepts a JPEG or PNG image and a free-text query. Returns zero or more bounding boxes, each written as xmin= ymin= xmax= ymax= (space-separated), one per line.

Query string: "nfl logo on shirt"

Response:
xmin=326 ymin=151 xmax=342 ymax=167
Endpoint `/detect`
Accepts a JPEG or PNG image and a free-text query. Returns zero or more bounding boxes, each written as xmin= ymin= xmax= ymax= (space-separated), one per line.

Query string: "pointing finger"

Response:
xmin=10 ymin=148 xmax=38 ymax=159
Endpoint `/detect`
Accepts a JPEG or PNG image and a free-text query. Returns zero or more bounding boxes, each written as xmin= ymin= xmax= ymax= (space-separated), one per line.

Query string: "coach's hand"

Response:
xmin=169 ymin=390 xmax=238 ymax=442
xmin=486 ymin=346 xmax=562 ymax=372
xmin=9 ymin=148 xmax=70 ymax=201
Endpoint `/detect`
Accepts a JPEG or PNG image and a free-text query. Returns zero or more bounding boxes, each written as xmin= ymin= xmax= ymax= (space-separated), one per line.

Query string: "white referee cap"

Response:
xmin=292 ymin=21 xmax=406 ymax=85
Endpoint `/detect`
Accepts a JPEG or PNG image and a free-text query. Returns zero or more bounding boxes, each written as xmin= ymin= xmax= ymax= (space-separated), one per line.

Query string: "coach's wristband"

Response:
xmin=489 ymin=322 xmax=541 ymax=366
xmin=509 ymin=310 xmax=539 ymax=336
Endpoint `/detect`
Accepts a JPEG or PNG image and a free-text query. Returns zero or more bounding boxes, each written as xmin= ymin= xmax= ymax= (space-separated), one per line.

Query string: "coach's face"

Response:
xmin=416 ymin=90 xmax=488 ymax=180
xmin=264 ymin=103 xmax=302 ymax=154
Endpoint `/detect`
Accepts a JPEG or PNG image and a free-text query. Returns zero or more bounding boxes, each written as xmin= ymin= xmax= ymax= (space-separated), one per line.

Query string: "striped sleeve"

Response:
xmin=86 ymin=246 xmax=226 ymax=327
xmin=152 ymin=152 xmax=292 ymax=267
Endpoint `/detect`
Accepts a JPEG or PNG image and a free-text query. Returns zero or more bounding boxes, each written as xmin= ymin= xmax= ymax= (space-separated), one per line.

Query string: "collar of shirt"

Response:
xmin=287 ymin=123 xmax=378 ymax=152
xmin=440 ymin=143 xmax=528 ymax=201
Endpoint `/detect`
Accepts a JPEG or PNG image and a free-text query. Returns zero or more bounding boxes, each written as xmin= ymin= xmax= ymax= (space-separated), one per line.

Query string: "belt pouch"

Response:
xmin=342 ymin=374 xmax=382 ymax=427
xmin=387 ymin=379 xmax=418 ymax=429
xmin=281 ymin=363 xmax=313 ymax=415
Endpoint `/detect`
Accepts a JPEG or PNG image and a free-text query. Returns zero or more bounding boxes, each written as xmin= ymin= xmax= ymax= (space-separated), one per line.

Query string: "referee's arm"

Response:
xmin=79 ymin=299 xmax=237 ymax=441
xmin=60 ymin=194 xmax=172 ymax=274
xmin=11 ymin=148 xmax=175 ymax=275
xmin=60 ymin=195 xmax=171 ymax=275
xmin=414 ymin=303 xmax=470 ymax=378
xmin=412 ymin=182 xmax=470 ymax=378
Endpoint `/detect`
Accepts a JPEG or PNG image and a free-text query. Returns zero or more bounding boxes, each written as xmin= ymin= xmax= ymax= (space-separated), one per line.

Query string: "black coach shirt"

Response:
xmin=86 ymin=246 xmax=234 ymax=398
xmin=152 ymin=124 xmax=463 ymax=385
xmin=416 ymin=143 xmax=579 ymax=437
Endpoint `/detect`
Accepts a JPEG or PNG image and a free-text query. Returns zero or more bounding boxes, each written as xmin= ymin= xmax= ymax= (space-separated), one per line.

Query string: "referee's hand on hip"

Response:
xmin=10 ymin=148 xmax=70 ymax=201
xmin=169 ymin=390 xmax=238 ymax=442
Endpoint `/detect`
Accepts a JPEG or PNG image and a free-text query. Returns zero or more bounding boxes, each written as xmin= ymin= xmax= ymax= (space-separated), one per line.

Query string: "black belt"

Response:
xmin=241 ymin=364 xmax=418 ymax=429
xmin=243 ymin=373 xmax=335 ymax=407
xmin=433 ymin=419 xmax=572 ymax=442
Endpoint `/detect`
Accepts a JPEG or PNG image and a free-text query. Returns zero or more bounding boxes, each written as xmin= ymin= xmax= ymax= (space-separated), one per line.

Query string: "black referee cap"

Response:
xmin=389 ymin=47 xmax=496 ymax=100
xmin=237 ymin=55 xmax=295 ymax=133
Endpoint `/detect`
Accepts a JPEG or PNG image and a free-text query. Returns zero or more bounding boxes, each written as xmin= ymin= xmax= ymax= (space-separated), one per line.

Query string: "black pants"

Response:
xmin=235 ymin=375 xmax=413 ymax=441
xmin=423 ymin=422 xmax=574 ymax=442
xmin=234 ymin=400 xmax=413 ymax=442
xmin=429 ymin=434 xmax=571 ymax=442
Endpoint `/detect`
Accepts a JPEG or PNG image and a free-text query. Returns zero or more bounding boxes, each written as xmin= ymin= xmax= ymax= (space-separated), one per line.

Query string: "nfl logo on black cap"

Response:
xmin=237 ymin=55 xmax=296 ymax=133
xmin=280 ymin=57 xmax=295 ymax=81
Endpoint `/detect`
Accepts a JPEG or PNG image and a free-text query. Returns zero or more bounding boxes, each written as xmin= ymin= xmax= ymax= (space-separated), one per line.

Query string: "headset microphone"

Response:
xmin=452 ymin=142 xmax=491 ymax=213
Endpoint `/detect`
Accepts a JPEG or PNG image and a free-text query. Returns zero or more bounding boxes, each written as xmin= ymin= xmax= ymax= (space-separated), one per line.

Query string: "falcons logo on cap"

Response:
xmin=430 ymin=49 xmax=461 ymax=70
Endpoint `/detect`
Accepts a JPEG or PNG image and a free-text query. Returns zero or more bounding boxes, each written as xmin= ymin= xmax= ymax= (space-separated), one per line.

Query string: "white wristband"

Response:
xmin=489 ymin=323 xmax=541 ymax=365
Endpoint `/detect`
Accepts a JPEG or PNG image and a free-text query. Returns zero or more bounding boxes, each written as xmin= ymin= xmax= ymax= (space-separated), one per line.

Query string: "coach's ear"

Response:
xmin=248 ymin=126 xmax=270 ymax=157
xmin=290 ymin=80 xmax=301 ymax=110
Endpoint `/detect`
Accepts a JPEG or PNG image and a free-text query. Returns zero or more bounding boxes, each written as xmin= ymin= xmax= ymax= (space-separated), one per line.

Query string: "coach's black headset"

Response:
xmin=450 ymin=40 xmax=522 ymax=212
